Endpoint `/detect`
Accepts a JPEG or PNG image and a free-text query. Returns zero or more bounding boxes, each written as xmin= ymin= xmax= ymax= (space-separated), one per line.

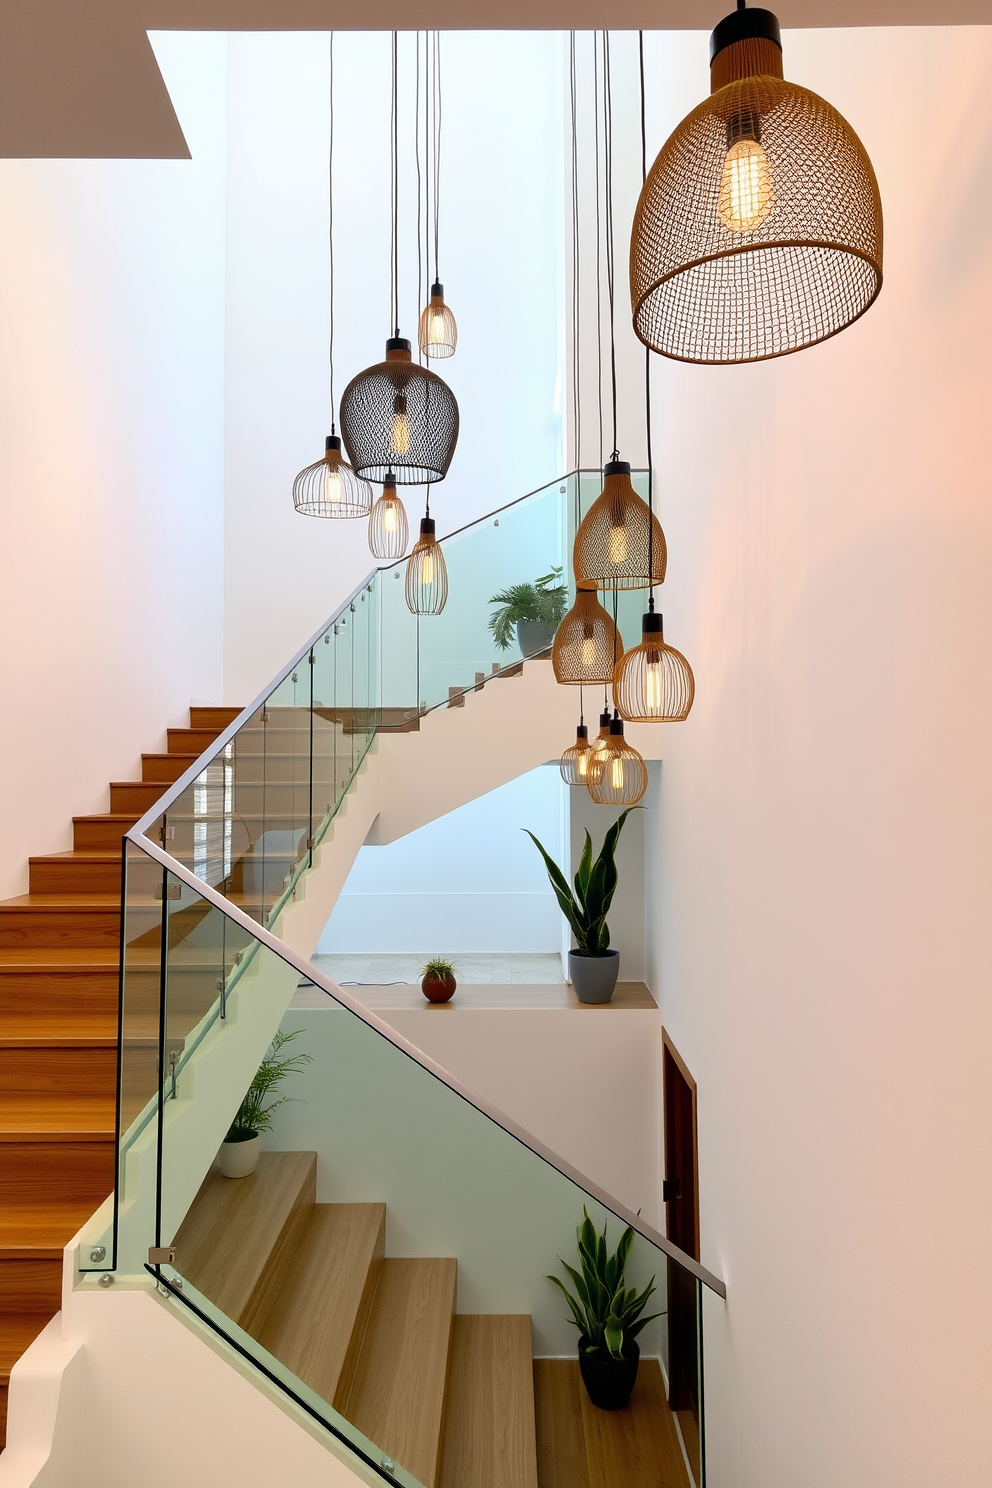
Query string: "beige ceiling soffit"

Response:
xmin=1 ymin=0 xmax=988 ymax=160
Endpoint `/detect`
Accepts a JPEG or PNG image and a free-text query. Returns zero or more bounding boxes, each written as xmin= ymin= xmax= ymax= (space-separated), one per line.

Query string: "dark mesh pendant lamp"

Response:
xmin=630 ymin=2 xmax=882 ymax=365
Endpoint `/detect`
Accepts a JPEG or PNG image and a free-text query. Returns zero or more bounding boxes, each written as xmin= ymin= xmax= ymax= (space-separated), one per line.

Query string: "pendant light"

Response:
xmin=552 ymin=584 xmax=619 ymax=684
xmin=418 ymin=34 xmax=457 ymax=359
xmin=293 ymin=34 xmax=372 ymax=520
xmin=405 ymin=495 xmax=448 ymax=614
xmin=630 ymin=3 xmax=883 ymax=365
xmin=587 ymin=716 xmax=648 ymax=806
xmin=560 ymin=723 xmax=593 ymax=787
xmin=369 ymin=472 xmax=409 ymax=560
xmin=340 ymin=33 xmax=459 ymax=484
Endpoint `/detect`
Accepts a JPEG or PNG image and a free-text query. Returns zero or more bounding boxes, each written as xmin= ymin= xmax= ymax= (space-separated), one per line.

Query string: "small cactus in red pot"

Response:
xmin=421 ymin=957 xmax=457 ymax=1003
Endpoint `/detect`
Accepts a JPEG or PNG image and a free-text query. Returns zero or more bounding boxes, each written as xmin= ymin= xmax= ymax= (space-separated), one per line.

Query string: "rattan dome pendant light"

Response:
xmin=586 ymin=716 xmax=648 ymax=806
xmin=406 ymin=508 xmax=448 ymax=614
xmin=614 ymin=609 xmax=694 ymax=722
xmin=418 ymin=35 xmax=457 ymax=360
xmin=552 ymin=585 xmax=620 ymax=684
xmin=573 ymin=462 xmax=667 ymax=591
xmin=560 ymin=723 xmax=593 ymax=787
xmin=292 ymin=35 xmax=372 ymax=521
xmin=630 ymin=3 xmax=882 ymax=365
xmin=369 ymin=473 xmax=409 ymax=560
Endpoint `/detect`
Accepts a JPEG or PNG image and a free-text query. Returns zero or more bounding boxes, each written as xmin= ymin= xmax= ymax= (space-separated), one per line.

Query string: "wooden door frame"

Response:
xmin=662 ymin=1028 xmax=700 ymax=1261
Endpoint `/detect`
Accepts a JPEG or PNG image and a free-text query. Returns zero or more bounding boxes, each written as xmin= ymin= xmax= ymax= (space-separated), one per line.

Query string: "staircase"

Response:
xmin=0 ymin=704 xmax=239 ymax=1444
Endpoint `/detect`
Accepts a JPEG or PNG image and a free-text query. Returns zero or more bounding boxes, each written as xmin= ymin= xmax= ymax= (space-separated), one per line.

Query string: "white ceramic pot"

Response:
xmin=218 ymin=1134 xmax=260 ymax=1178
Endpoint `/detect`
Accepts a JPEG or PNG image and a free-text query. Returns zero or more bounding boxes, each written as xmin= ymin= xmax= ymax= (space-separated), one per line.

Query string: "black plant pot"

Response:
xmin=577 ymin=1336 xmax=639 ymax=1411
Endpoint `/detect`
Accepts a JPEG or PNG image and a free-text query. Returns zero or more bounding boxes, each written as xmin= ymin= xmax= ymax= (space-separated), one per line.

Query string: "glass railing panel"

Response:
xmin=377 ymin=554 xmax=419 ymax=721
xmin=118 ymin=840 xmax=165 ymax=1152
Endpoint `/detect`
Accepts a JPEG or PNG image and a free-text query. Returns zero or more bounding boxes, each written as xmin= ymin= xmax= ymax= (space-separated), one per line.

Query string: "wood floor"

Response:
xmin=0 ymin=703 xmax=239 ymax=1445
xmin=533 ymin=1359 xmax=691 ymax=1488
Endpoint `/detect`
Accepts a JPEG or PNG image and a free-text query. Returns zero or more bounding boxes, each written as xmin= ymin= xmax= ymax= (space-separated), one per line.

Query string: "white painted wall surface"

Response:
xmin=630 ymin=25 xmax=992 ymax=1488
xmin=0 ymin=34 xmax=227 ymax=900
xmin=222 ymin=32 xmax=563 ymax=705
xmin=317 ymin=764 xmax=564 ymax=954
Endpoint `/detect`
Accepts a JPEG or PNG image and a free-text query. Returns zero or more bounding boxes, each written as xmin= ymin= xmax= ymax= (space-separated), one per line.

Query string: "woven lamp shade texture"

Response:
xmin=369 ymin=486 xmax=409 ymax=560
xmin=405 ymin=520 xmax=448 ymax=615
xmin=614 ymin=621 xmax=695 ymax=723
xmin=573 ymin=468 xmax=667 ymax=592
xmin=586 ymin=728 xmax=648 ymax=807
xmin=293 ymin=442 xmax=372 ymax=518
xmin=560 ymin=727 xmax=593 ymax=786
xmin=418 ymin=291 xmax=457 ymax=359
xmin=630 ymin=68 xmax=882 ymax=364
xmin=340 ymin=346 xmax=459 ymax=484
xmin=552 ymin=587 xmax=621 ymax=684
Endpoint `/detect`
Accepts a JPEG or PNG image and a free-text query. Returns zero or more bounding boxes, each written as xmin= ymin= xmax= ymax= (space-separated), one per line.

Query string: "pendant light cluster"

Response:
xmin=293 ymin=32 xmax=458 ymax=618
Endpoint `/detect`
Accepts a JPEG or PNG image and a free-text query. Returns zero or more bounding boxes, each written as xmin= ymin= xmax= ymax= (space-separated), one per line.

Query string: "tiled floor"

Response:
xmin=310 ymin=952 xmax=566 ymax=986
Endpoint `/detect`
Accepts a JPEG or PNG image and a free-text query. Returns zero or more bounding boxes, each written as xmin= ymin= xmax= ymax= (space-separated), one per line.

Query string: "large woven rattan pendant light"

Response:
xmin=418 ymin=33 xmax=457 ymax=360
xmin=587 ymin=716 xmax=648 ymax=806
xmin=552 ymin=585 xmax=619 ymax=684
xmin=340 ymin=33 xmax=459 ymax=484
xmin=560 ymin=721 xmax=593 ymax=787
xmin=406 ymin=498 xmax=448 ymax=614
xmin=369 ymin=472 xmax=409 ymax=560
xmin=630 ymin=3 xmax=883 ymax=365
xmin=293 ymin=34 xmax=372 ymax=520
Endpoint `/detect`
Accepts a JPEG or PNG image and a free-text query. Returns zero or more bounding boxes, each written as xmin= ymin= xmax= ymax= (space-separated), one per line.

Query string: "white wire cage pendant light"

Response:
xmin=417 ymin=36 xmax=457 ymax=359
xmin=369 ymin=472 xmax=409 ymax=560
xmin=405 ymin=513 xmax=448 ymax=614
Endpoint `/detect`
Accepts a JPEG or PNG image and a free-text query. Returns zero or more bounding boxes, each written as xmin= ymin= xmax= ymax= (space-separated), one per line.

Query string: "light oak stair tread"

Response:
xmin=0 ymin=894 xmax=122 ymax=910
xmin=533 ymin=1359 xmax=690 ymax=1488
xmin=0 ymin=1094 xmax=115 ymax=1139
xmin=343 ymin=1256 xmax=456 ymax=1488
xmin=0 ymin=1011 xmax=118 ymax=1043
xmin=257 ymin=1202 xmax=385 ymax=1406
xmin=0 ymin=949 xmax=120 ymax=969
xmin=439 ymin=1315 xmax=539 ymax=1488
xmin=28 ymin=851 xmax=121 ymax=866
xmin=172 ymin=1150 xmax=316 ymax=1331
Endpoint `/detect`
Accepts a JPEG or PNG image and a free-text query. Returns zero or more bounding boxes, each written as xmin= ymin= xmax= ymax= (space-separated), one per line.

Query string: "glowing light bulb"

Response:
xmin=391 ymin=410 xmax=410 ymax=457
xmin=718 ymin=138 xmax=774 ymax=233
xmin=428 ymin=310 xmax=447 ymax=346
xmin=421 ymin=549 xmax=435 ymax=585
xmin=581 ymin=637 xmax=596 ymax=668
xmin=645 ymin=650 xmax=663 ymax=710
xmin=609 ymin=525 xmax=628 ymax=566
xmin=323 ymin=464 xmax=343 ymax=505
xmin=578 ymin=751 xmax=588 ymax=778
xmin=610 ymin=755 xmax=625 ymax=790
xmin=383 ymin=500 xmax=398 ymax=534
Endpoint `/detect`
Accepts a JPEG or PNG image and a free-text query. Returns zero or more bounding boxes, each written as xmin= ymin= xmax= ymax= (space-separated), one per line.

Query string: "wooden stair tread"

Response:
xmin=0 ymin=894 xmax=122 ymax=910
xmin=0 ymin=1093 xmax=115 ymax=1139
xmin=172 ymin=1151 xmax=316 ymax=1331
xmin=257 ymin=1202 xmax=385 ymax=1407
xmin=28 ymin=851 xmax=120 ymax=866
xmin=0 ymin=948 xmax=120 ymax=969
xmin=0 ymin=1314 xmax=51 ymax=1379
xmin=533 ymin=1359 xmax=690 ymax=1488
xmin=343 ymin=1257 xmax=456 ymax=1488
xmin=439 ymin=1316 xmax=539 ymax=1488
xmin=0 ymin=1011 xmax=118 ymax=1043
xmin=0 ymin=1203 xmax=98 ymax=1251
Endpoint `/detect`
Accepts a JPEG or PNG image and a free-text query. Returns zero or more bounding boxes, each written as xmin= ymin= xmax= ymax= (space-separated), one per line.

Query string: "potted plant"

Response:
xmin=218 ymin=1029 xmax=310 ymax=1178
xmin=548 ymin=1208 xmax=659 ymax=1411
xmin=488 ymin=567 xmax=568 ymax=658
xmin=420 ymin=957 xmax=457 ymax=1003
xmin=524 ymin=808 xmax=635 ymax=1003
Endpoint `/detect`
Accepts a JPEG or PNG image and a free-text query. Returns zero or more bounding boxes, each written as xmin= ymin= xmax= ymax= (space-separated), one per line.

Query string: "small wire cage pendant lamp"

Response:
xmin=573 ymin=461 xmax=667 ymax=591
xmin=294 ymin=435 xmax=372 ymax=518
xmin=560 ymin=724 xmax=593 ymax=787
xmin=587 ymin=716 xmax=648 ymax=806
xmin=418 ymin=38 xmax=457 ymax=359
xmin=369 ymin=473 xmax=409 ymax=560
xmin=630 ymin=3 xmax=883 ymax=365
xmin=614 ymin=609 xmax=695 ymax=722
xmin=406 ymin=513 xmax=448 ymax=614
xmin=419 ymin=282 xmax=457 ymax=359
xmin=552 ymin=585 xmax=620 ymax=684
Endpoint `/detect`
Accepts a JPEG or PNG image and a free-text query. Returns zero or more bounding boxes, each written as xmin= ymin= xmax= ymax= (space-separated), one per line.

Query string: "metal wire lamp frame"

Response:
xmin=369 ymin=474 xmax=409 ymax=561
xmin=405 ymin=511 xmax=448 ymax=615
xmin=552 ymin=585 xmax=620 ymax=685
xmin=560 ymin=724 xmax=594 ymax=787
xmin=586 ymin=717 xmax=648 ymax=806
xmin=614 ymin=611 xmax=695 ymax=723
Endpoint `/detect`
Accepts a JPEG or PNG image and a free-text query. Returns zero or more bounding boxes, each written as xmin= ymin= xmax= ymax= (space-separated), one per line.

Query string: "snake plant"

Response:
xmin=549 ymin=1208 xmax=659 ymax=1359
xmin=524 ymin=808 xmax=635 ymax=956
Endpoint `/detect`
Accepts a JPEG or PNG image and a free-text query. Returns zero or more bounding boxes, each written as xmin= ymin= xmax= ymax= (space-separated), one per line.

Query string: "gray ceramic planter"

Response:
xmin=516 ymin=620 xmax=556 ymax=658
xmin=568 ymin=949 xmax=620 ymax=1004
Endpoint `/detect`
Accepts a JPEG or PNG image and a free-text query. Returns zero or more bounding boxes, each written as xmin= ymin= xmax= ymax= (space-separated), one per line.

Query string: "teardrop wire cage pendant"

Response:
xmin=572 ymin=461 xmax=667 ymax=592
xmin=419 ymin=281 xmax=457 ymax=359
xmin=560 ymin=724 xmax=593 ymax=786
xmin=613 ymin=611 xmax=695 ymax=722
xmin=369 ymin=474 xmax=409 ymax=560
xmin=405 ymin=513 xmax=448 ymax=614
xmin=418 ymin=35 xmax=457 ymax=359
xmin=586 ymin=716 xmax=648 ymax=806
xmin=630 ymin=4 xmax=883 ymax=365
xmin=552 ymin=585 xmax=620 ymax=684
xmin=293 ymin=435 xmax=373 ymax=519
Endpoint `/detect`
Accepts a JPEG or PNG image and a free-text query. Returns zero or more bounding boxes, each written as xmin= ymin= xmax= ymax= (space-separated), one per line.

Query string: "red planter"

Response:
xmin=421 ymin=975 xmax=456 ymax=1003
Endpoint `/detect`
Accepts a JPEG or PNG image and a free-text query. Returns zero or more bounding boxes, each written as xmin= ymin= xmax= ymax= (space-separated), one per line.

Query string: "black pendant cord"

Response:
xmin=579 ymin=681 xmax=584 ymax=729
xmin=328 ymin=31 xmax=336 ymax=435
xmin=433 ymin=30 xmax=442 ymax=284
xmin=569 ymin=31 xmax=581 ymax=486
xmin=603 ymin=30 xmax=619 ymax=464
xmin=639 ymin=30 xmax=655 ymax=610
xmin=415 ymin=31 xmax=423 ymax=364
xmin=390 ymin=30 xmax=399 ymax=338
xmin=612 ymin=586 xmax=620 ymax=717
xmin=592 ymin=35 xmax=604 ymax=472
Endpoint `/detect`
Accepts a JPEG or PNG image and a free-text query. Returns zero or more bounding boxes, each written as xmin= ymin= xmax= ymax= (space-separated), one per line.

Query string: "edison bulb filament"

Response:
xmin=718 ymin=138 xmax=774 ymax=232
xmin=610 ymin=756 xmax=625 ymax=790
xmin=323 ymin=465 xmax=343 ymax=505
xmin=391 ymin=411 xmax=411 ymax=457
xmin=383 ymin=501 xmax=398 ymax=533
xmin=645 ymin=651 xmax=663 ymax=710
xmin=421 ymin=550 xmax=435 ymax=585
xmin=609 ymin=525 xmax=628 ymax=566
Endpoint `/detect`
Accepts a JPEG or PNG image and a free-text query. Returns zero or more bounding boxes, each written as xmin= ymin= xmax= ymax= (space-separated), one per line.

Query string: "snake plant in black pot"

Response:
xmin=524 ymin=807 xmax=635 ymax=1003
xmin=549 ymin=1208 xmax=659 ymax=1411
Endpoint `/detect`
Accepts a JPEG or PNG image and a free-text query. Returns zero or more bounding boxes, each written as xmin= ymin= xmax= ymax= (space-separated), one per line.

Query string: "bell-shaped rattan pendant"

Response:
xmin=552 ymin=586 xmax=621 ymax=685
xmin=340 ymin=337 xmax=459 ymax=485
xmin=369 ymin=474 xmax=409 ymax=560
xmin=405 ymin=516 xmax=448 ymax=614
xmin=573 ymin=461 xmax=667 ymax=592
xmin=630 ymin=4 xmax=882 ymax=365
xmin=292 ymin=434 xmax=372 ymax=519
xmin=586 ymin=716 xmax=648 ymax=806
xmin=560 ymin=725 xmax=593 ymax=787
xmin=613 ymin=610 xmax=695 ymax=722
xmin=418 ymin=281 xmax=457 ymax=359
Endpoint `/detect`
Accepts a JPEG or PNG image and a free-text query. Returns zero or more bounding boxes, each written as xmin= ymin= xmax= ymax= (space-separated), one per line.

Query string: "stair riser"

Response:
xmin=0 ymin=1045 xmax=117 ymax=1097
xmin=110 ymin=784 xmax=166 ymax=814
xmin=73 ymin=819 xmax=133 ymax=850
xmin=167 ymin=729 xmax=224 ymax=756
xmin=189 ymin=708 xmax=243 ymax=731
xmin=0 ymin=1259 xmax=61 ymax=1312
xmin=0 ymin=973 xmax=118 ymax=1017
xmin=141 ymin=756 xmax=199 ymax=785
xmin=29 ymin=860 xmax=121 ymax=895
xmin=0 ymin=911 xmax=120 ymax=950
xmin=0 ymin=1143 xmax=114 ymax=1205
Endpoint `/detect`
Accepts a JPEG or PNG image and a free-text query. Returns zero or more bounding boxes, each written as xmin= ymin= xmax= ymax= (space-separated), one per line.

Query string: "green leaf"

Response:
xmin=574 ymin=831 xmax=593 ymax=909
xmin=626 ymin=1312 xmax=662 ymax=1341
xmin=604 ymin=1315 xmax=624 ymax=1360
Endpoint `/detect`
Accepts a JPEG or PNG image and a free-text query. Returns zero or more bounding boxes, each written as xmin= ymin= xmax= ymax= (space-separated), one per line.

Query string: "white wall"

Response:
xmin=632 ymin=25 xmax=992 ymax=1488
xmin=317 ymin=764 xmax=564 ymax=954
xmin=0 ymin=35 xmax=227 ymax=899
xmin=222 ymin=32 xmax=564 ymax=706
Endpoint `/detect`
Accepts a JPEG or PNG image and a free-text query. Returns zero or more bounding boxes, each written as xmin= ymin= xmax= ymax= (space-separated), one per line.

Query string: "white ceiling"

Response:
xmin=1 ymin=0 xmax=989 ymax=158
